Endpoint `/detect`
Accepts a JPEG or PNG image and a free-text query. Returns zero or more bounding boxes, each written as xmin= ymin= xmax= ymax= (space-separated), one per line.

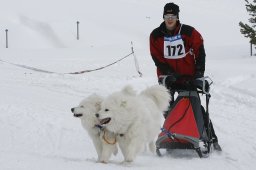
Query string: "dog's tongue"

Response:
xmin=100 ymin=118 xmax=111 ymax=125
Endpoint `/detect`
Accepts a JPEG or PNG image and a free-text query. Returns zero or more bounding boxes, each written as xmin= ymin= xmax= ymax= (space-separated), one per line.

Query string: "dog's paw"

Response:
xmin=124 ymin=153 xmax=135 ymax=163
xmin=120 ymin=160 xmax=133 ymax=166
xmin=124 ymin=158 xmax=134 ymax=163
xmin=98 ymin=160 xmax=108 ymax=164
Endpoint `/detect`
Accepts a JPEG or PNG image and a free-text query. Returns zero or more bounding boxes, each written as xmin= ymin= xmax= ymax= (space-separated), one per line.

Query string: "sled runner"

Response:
xmin=156 ymin=76 xmax=215 ymax=158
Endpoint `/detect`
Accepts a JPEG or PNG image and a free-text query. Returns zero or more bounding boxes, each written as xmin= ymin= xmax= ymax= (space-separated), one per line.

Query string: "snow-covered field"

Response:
xmin=1 ymin=0 xmax=255 ymax=169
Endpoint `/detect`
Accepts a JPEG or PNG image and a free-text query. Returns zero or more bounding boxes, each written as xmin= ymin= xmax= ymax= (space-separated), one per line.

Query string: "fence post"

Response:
xmin=5 ymin=29 xmax=8 ymax=48
xmin=250 ymin=42 xmax=253 ymax=56
xmin=76 ymin=21 xmax=80 ymax=40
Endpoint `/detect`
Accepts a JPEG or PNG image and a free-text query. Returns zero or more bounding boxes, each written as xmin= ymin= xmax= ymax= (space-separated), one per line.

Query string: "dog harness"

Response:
xmin=95 ymin=124 xmax=117 ymax=145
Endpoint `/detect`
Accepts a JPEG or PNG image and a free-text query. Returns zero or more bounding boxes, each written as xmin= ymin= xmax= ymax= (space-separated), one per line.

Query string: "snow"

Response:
xmin=0 ymin=0 xmax=255 ymax=169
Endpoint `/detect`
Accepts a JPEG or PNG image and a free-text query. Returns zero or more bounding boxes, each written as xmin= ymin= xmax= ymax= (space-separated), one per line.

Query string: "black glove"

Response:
xmin=194 ymin=71 xmax=204 ymax=79
xmin=193 ymin=77 xmax=210 ymax=93
xmin=158 ymin=73 xmax=178 ymax=89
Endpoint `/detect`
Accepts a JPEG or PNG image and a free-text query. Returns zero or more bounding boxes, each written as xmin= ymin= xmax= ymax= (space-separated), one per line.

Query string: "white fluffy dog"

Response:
xmin=98 ymin=85 xmax=171 ymax=162
xmin=71 ymin=94 xmax=118 ymax=163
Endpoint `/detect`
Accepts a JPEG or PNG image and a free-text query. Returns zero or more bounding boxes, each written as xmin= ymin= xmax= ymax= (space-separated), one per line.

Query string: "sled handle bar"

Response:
xmin=196 ymin=76 xmax=213 ymax=95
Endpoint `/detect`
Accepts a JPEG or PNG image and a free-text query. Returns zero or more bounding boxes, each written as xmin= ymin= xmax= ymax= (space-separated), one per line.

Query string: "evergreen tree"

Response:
xmin=239 ymin=0 xmax=256 ymax=45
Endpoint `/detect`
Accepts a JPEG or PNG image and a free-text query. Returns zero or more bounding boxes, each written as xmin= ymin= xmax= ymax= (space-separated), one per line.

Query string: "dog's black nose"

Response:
xmin=71 ymin=108 xmax=74 ymax=112
xmin=95 ymin=113 xmax=99 ymax=118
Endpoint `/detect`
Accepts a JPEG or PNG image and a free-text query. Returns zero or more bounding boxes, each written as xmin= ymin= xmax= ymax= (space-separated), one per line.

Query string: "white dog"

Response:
xmin=71 ymin=94 xmax=118 ymax=163
xmin=98 ymin=85 xmax=171 ymax=162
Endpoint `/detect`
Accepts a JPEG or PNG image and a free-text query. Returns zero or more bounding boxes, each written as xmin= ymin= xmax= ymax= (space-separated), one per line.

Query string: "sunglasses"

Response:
xmin=163 ymin=15 xmax=178 ymax=20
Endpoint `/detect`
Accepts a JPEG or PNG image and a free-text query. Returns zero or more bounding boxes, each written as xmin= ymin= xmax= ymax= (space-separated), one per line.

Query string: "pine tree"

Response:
xmin=239 ymin=0 xmax=256 ymax=47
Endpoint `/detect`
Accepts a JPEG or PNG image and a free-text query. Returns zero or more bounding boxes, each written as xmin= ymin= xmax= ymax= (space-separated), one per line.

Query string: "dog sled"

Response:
xmin=156 ymin=76 xmax=218 ymax=158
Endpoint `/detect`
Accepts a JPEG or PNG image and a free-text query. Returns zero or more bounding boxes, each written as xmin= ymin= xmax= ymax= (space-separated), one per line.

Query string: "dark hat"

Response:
xmin=163 ymin=3 xmax=180 ymax=18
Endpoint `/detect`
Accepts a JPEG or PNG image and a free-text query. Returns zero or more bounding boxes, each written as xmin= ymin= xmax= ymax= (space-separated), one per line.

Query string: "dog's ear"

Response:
xmin=120 ymin=100 xmax=127 ymax=107
xmin=122 ymin=85 xmax=136 ymax=96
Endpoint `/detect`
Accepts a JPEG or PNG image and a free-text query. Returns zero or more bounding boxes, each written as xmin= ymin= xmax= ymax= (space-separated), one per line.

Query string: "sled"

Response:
xmin=156 ymin=76 xmax=214 ymax=158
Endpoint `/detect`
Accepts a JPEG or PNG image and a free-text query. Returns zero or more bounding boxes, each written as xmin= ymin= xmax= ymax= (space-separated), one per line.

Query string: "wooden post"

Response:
xmin=5 ymin=29 xmax=8 ymax=48
xmin=250 ymin=41 xmax=252 ymax=56
xmin=76 ymin=21 xmax=80 ymax=40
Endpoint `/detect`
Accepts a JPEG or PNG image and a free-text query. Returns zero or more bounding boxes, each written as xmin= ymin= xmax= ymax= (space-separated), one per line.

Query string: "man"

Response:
xmin=149 ymin=2 xmax=222 ymax=151
xmin=150 ymin=2 xmax=205 ymax=88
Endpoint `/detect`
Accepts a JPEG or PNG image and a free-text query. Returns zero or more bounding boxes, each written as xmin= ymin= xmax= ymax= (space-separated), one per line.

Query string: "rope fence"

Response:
xmin=0 ymin=43 xmax=143 ymax=77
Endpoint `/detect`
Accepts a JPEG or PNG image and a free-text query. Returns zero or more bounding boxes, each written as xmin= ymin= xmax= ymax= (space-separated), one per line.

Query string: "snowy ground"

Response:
xmin=1 ymin=0 xmax=256 ymax=170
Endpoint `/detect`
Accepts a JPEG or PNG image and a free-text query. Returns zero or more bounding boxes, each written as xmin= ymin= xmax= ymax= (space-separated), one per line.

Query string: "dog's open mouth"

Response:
xmin=73 ymin=113 xmax=83 ymax=117
xmin=100 ymin=118 xmax=111 ymax=125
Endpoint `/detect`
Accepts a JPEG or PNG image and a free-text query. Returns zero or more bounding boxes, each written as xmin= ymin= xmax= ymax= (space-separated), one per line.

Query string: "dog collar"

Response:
xmin=95 ymin=124 xmax=104 ymax=130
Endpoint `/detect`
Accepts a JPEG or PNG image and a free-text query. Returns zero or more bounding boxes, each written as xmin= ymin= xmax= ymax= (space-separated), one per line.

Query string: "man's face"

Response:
xmin=164 ymin=14 xmax=178 ymax=30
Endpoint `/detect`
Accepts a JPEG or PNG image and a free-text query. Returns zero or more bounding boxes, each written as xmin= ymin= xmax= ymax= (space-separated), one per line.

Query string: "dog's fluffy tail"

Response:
xmin=140 ymin=85 xmax=171 ymax=111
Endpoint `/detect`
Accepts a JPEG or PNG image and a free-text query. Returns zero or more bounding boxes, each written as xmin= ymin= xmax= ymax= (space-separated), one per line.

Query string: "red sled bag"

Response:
xmin=156 ymin=78 xmax=213 ymax=158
